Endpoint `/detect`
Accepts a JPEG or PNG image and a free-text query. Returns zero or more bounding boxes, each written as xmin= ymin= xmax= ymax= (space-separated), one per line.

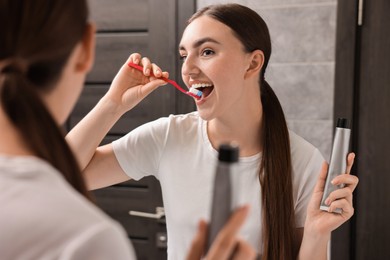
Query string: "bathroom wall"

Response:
xmin=197 ymin=0 xmax=338 ymax=159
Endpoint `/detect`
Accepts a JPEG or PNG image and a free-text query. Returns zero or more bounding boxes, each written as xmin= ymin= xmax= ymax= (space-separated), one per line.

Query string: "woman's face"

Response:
xmin=179 ymin=16 xmax=254 ymax=121
xmin=41 ymin=43 xmax=88 ymax=125
xmin=42 ymin=24 xmax=95 ymax=125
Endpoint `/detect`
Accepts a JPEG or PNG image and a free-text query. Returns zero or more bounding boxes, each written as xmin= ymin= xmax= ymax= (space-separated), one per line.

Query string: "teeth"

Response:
xmin=191 ymin=83 xmax=213 ymax=89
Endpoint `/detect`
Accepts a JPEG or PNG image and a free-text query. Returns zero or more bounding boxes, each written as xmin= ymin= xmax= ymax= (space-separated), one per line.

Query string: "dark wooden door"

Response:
xmin=68 ymin=0 xmax=195 ymax=259
xmin=333 ymin=0 xmax=390 ymax=259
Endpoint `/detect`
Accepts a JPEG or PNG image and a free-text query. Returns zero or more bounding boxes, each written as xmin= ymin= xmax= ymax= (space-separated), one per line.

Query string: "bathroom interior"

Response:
xmin=66 ymin=0 xmax=390 ymax=259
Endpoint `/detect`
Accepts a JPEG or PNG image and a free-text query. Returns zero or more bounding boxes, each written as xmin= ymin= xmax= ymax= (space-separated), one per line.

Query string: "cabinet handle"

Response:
xmin=129 ymin=207 xmax=165 ymax=219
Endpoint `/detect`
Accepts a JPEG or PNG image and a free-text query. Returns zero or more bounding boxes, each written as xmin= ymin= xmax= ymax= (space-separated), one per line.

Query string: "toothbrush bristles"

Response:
xmin=188 ymin=88 xmax=203 ymax=99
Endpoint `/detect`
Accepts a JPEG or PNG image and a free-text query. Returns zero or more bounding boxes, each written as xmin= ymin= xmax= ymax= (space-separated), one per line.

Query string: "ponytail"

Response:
xmin=1 ymin=0 xmax=91 ymax=201
xmin=260 ymin=79 xmax=295 ymax=260
xmin=189 ymin=4 xmax=296 ymax=258
xmin=0 ymin=63 xmax=92 ymax=201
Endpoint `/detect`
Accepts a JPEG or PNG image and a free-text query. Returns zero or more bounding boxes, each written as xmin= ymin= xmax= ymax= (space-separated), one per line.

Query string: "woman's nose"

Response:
xmin=181 ymin=55 xmax=199 ymax=77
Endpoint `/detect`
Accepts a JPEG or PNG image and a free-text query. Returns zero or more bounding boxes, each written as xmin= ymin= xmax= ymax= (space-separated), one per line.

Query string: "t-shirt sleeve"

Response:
xmin=60 ymin=221 xmax=136 ymax=260
xmin=294 ymin=148 xmax=325 ymax=227
xmin=112 ymin=117 xmax=169 ymax=180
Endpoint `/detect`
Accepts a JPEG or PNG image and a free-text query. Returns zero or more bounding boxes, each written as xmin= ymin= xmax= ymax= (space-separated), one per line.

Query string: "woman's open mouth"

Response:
xmin=190 ymin=83 xmax=214 ymax=100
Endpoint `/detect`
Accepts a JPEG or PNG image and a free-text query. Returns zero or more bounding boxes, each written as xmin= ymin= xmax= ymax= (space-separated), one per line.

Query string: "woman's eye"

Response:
xmin=179 ymin=55 xmax=187 ymax=61
xmin=202 ymin=49 xmax=215 ymax=56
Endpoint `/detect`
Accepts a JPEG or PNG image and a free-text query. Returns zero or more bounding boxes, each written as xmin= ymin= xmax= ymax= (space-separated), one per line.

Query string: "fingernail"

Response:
xmin=199 ymin=219 xmax=206 ymax=228
xmin=325 ymin=198 xmax=331 ymax=206
xmin=155 ymin=69 xmax=161 ymax=76
xmin=134 ymin=59 xmax=139 ymax=64
xmin=145 ymin=68 xmax=150 ymax=75
xmin=241 ymin=204 xmax=250 ymax=211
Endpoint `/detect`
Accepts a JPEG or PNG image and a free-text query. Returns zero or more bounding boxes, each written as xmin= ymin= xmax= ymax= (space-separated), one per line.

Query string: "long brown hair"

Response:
xmin=0 ymin=0 xmax=92 ymax=200
xmin=189 ymin=4 xmax=295 ymax=259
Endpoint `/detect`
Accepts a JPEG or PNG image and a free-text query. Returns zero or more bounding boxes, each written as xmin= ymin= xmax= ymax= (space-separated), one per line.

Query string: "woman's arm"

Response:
xmin=66 ymin=53 xmax=168 ymax=189
xmin=297 ymin=153 xmax=358 ymax=260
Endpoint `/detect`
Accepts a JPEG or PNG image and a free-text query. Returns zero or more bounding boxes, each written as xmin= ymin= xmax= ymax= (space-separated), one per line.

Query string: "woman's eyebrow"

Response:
xmin=179 ymin=37 xmax=221 ymax=51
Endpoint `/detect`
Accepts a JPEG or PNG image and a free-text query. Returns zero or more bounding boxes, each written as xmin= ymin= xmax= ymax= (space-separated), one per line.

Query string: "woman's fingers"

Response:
xmin=140 ymin=56 xmax=152 ymax=76
xmin=186 ymin=206 xmax=251 ymax=260
xmin=327 ymin=198 xmax=354 ymax=218
xmin=106 ymin=53 xmax=170 ymax=113
xmin=131 ymin=56 xmax=168 ymax=79
xmin=305 ymin=162 xmax=328 ymax=213
xmin=332 ymin=173 xmax=359 ymax=193
xmin=322 ymin=152 xmax=358 ymax=212
xmin=186 ymin=220 xmax=207 ymax=260
xmin=231 ymin=239 xmax=257 ymax=260
xmin=128 ymin=53 xmax=142 ymax=64
xmin=345 ymin=153 xmax=355 ymax=175
xmin=213 ymin=205 xmax=249 ymax=244
xmin=140 ymin=78 xmax=168 ymax=96
xmin=325 ymin=187 xmax=353 ymax=206
xmin=125 ymin=54 xmax=169 ymax=87
xmin=323 ymin=173 xmax=358 ymax=214
xmin=324 ymin=153 xmax=358 ymax=216
xmin=207 ymin=205 xmax=250 ymax=259
xmin=313 ymin=162 xmax=328 ymax=194
xmin=151 ymin=63 xmax=162 ymax=77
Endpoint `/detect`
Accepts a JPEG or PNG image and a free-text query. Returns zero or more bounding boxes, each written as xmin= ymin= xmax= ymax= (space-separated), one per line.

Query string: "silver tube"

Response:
xmin=206 ymin=144 xmax=238 ymax=252
xmin=320 ymin=118 xmax=351 ymax=213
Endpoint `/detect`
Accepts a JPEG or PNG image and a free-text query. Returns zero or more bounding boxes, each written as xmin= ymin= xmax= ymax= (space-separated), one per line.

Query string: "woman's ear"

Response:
xmin=75 ymin=22 xmax=96 ymax=73
xmin=244 ymin=50 xmax=264 ymax=79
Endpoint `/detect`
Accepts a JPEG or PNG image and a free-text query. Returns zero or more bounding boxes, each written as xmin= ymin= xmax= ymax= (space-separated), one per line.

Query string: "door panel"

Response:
xmin=92 ymin=178 xmax=167 ymax=259
xmin=68 ymin=0 xmax=196 ymax=259
xmin=92 ymin=182 xmax=165 ymax=237
xmin=70 ymin=85 xmax=166 ymax=134
xmin=87 ymin=34 xmax=150 ymax=82
xmin=333 ymin=0 xmax=390 ymax=259
xmin=89 ymin=0 xmax=148 ymax=31
xmin=331 ymin=1 xmax=358 ymax=258
xmin=355 ymin=0 xmax=390 ymax=259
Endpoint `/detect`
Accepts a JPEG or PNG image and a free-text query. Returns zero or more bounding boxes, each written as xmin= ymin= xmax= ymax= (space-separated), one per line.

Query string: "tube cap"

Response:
xmin=336 ymin=118 xmax=349 ymax=128
xmin=218 ymin=143 xmax=239 ymax=162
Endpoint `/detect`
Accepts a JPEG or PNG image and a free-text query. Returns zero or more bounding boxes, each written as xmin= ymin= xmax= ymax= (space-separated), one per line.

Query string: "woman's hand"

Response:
xmin=103 ymin=53 xmax=169 ymax=115
xmin=298 ymin=153 xmax=358 ymax=260
xmin=305 ymin=153 xmax=359 ymax=236
xmin=186 ymin=205 xmax=256 ymax=260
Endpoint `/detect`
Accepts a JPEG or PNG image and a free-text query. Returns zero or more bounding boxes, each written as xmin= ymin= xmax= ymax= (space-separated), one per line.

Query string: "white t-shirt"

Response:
xmin=0 ymin=156 xmax=136 ymax=260
xmin=113 ymin=112 xmax=324 ymax=260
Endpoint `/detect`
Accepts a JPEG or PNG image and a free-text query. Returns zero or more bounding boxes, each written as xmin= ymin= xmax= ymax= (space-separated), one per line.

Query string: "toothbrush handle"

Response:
xmin=127 ymin=62 xmax=192 ymax=96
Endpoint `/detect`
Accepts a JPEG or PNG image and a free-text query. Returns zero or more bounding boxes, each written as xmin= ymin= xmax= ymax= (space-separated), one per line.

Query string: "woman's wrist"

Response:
xmin=302 ymin=228 xmax=330 ymax=245
xmin=98 ymin=94 xmax=126 ymax=120
xmin=298 ymin=228 xmax=330 ymax=260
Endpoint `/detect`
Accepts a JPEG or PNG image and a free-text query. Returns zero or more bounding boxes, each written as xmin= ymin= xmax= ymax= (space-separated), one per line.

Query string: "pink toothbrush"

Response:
xmin=127 ymin=62 xmax=202 ymax=99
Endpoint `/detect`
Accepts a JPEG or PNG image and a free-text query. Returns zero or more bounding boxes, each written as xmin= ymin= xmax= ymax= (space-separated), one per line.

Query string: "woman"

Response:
xmin=0 ymin=1 xmax=255 ymax=259
xmin=67 ymin=3 xmax=358 ymax=260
